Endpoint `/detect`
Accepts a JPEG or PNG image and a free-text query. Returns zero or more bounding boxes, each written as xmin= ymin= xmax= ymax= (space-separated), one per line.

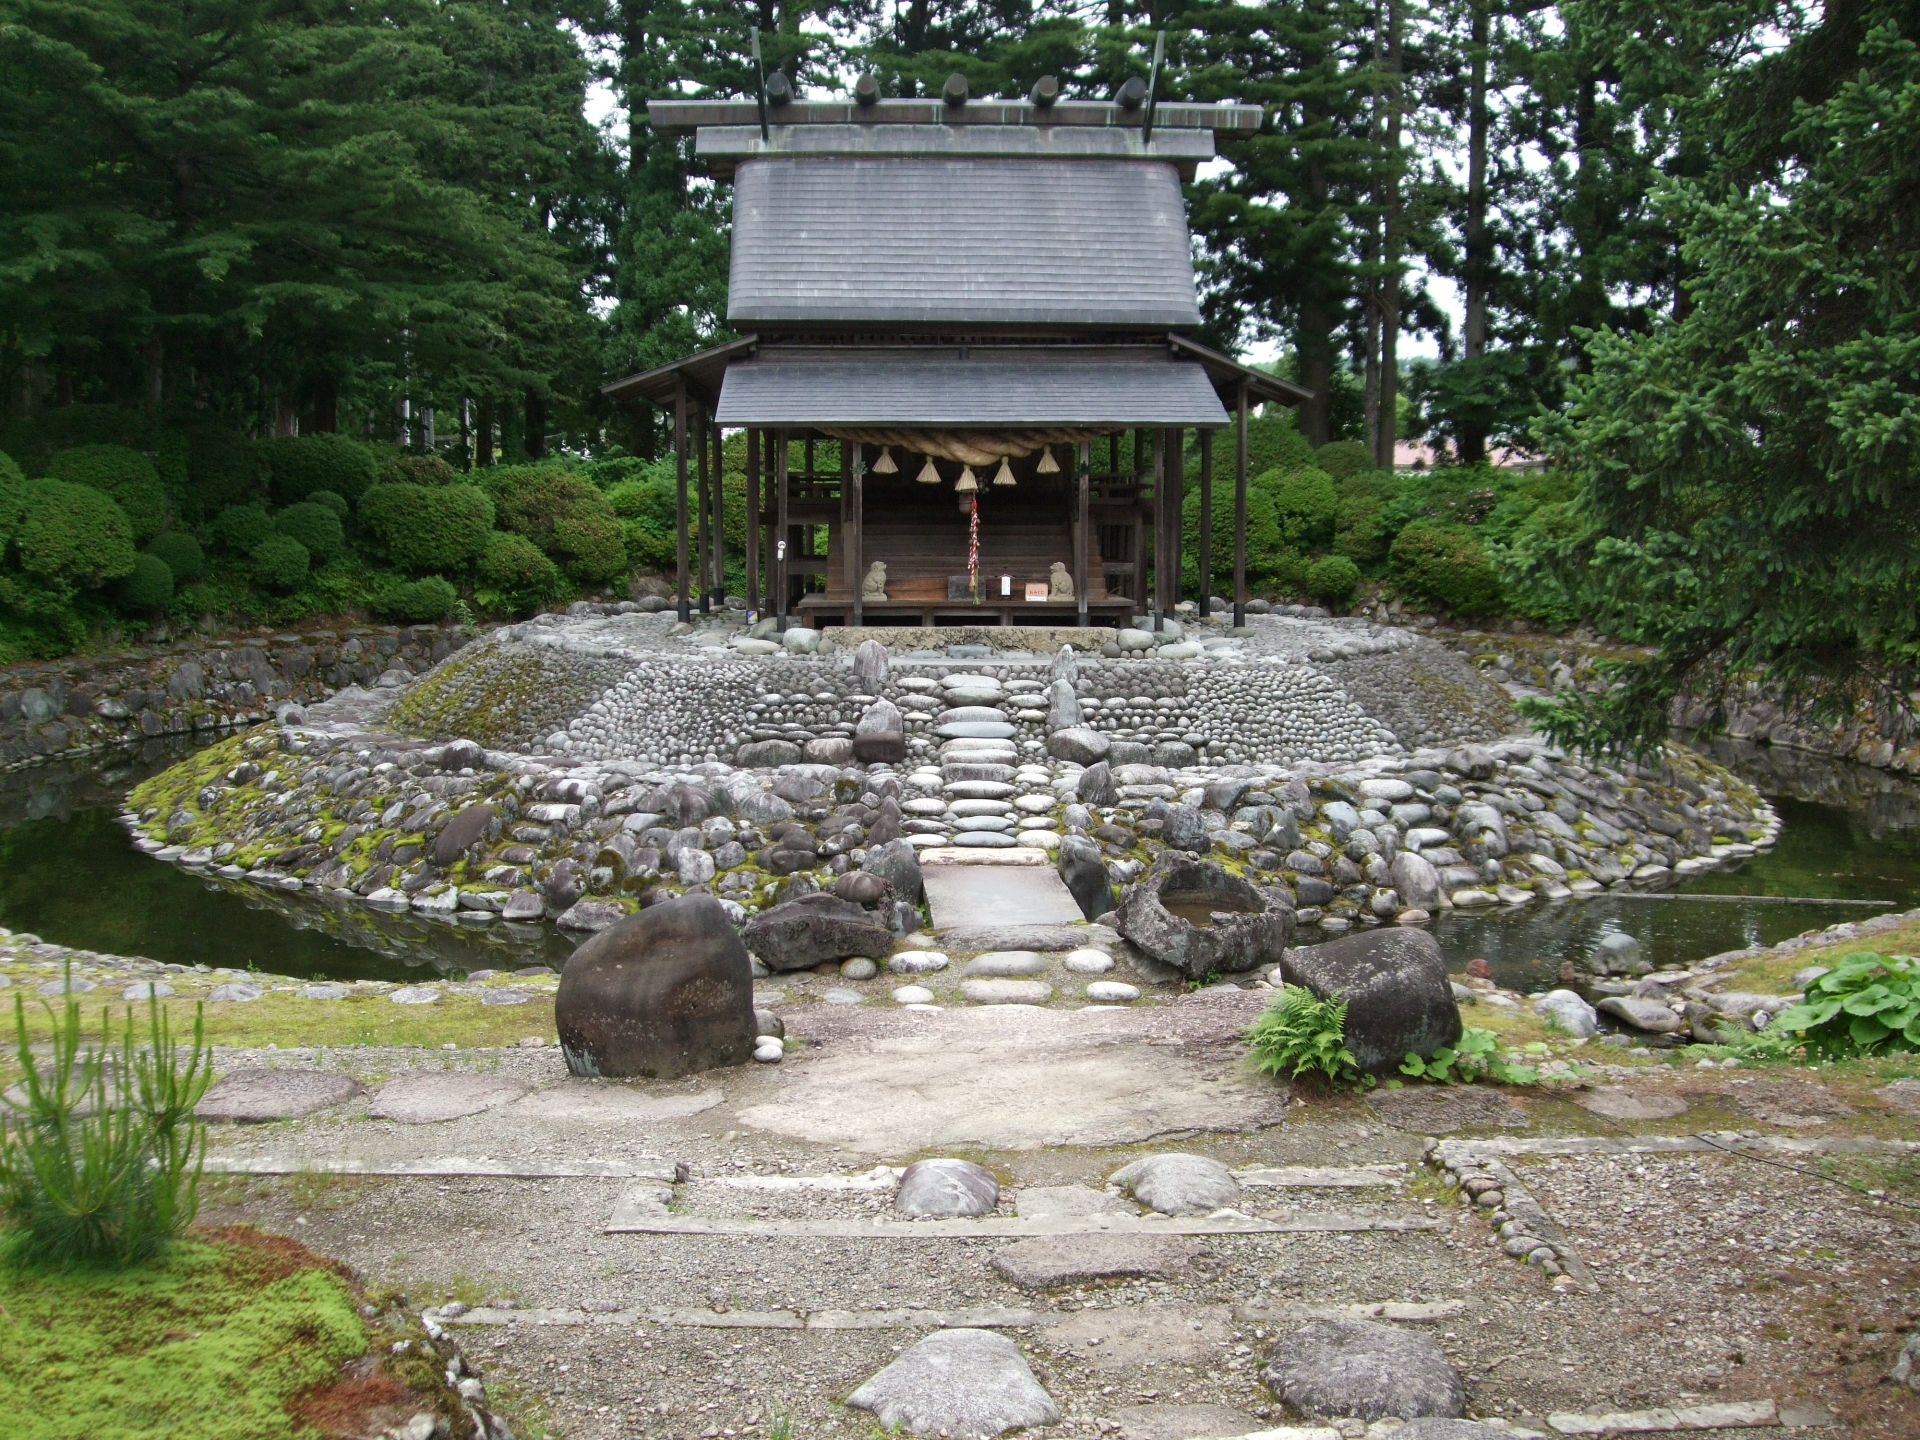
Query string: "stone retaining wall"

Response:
xmin=0 ymin=622 xmax=482 ymax=769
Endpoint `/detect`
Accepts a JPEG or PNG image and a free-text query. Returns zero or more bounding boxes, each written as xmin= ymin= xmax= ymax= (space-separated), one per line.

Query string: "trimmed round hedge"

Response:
xmin=0 ymin=448 xmax=27 ymax=545
xmin=551 ymin=498 xmax=626 ymax=584
xmin=17 ymin=479 xmax=137 ymax=588
xmin=145 ymin=531 xmax=205 ymax=584
xmin=118 ymin=553 xmax=174 ymax=610
xmin=265 ymin=434 xmax=378 ymax=506
xmin=358 ymin=483 xmax=494 ymax=573
xmin=372 ymin=575 xmax=457 ymax=622
xmin=249 ymin=533 xmax=310 ymax=592
xmin=215 ymin=505 xmax=275 ymax=554
xmin=1305 ymin=553 xmax=1361 ymax=607
xmin=1389 ymin=521 xmax=1504 ymax=615
xmin=185 ymin=428 xmax=264 ymax=517
xmin=1311 ymin=440 xmax=1376 ymax=481
xmin=275 ymin=501 xmax=344 ymax=565
xmin=379 ymin=453 xmax=455 ymax=486
xmin=46 ymin=445 xmax=168 ymax=543
xmin=477 ymin=531 xmax=561 ymax=610
xmin=1264 ymin=466 xmax=1340 ymax=549
xmin=307 ymin=489 xmax=349 ymax=517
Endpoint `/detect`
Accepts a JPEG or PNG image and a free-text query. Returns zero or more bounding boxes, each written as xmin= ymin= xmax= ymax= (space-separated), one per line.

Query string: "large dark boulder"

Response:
xmin=1279 ymin=928 xmax=1462 ymax=1073
xmin=1114 ymin=853 xmax=1293 ymax=980
xmin=862 ymin=838 xmax=925 ymax=907
xmin=1076 ymin=760 xmax=1117 ymax=807
xmin=743 ymin=891 xmax=894 ymax=972
xmin=432 ymin=803 xmax=495 ymax=868
xmin=554 ymin=894 xmax=756 ymax=1079
xmin=1055 ymin=835 xmax=1114 ymax=920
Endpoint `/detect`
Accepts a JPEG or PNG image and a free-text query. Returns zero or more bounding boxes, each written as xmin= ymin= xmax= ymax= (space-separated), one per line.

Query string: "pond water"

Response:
xmin=1 ymin=735 xmax=1915 ymax=987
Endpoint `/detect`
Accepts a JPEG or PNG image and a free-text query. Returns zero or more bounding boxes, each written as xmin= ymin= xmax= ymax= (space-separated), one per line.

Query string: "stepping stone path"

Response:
xmin=846 ymin=1328 xmax=1060 ymax=1438
xmin=1110 ymin=1153 xmax=1240 ymax=1216
xmin=895 ymin=1158 xmax=1000 ymax=1218
xmin=197 ymin=1068 xmax=364 ymax=1122
xmin=963 ymin=950 xmax=1048 ymax=977
xmin=1262 ymin=1316 xmax=1466 ymax=1421
xmin=367 ymin=1074 xmax=530 ymax=1124
xmin=990 ymin=1234 xmax=1201 ymax=1288
xmin=922 ymin=864 xmax=1084 ymax=928
xmin=1367 ymin=1086 xmax=1531 ymax=1133
xmin=1579 ymin=1088 xmax=1689 ymax=1121
xmin=960 ymin=978 xmax=1053 ymax=1005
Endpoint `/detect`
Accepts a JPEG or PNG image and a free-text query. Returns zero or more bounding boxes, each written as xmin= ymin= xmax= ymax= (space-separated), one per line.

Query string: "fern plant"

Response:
xmin=1244 ymin=985 xmax=1361 ymax=1085
xmin=0 ymin=967 xmax=211 ymax=1267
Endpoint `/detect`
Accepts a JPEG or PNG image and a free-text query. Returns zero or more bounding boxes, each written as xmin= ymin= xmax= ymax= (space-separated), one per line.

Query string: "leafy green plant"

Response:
xmin=145 ymin=530 xmax=204 ymax=584
xmin=1390 ymin=521 xmax=1504 ymax=615
xmin=1769 ymin=952 xmax=1920 ymax=1059
xmin=249 ymin=532 xmax=310 ymax=592
xmin=275 ymin=501 xmax=345 ymax=565
xmin=116 ymin=552 xmax=174 ymax=611
xmin=1245 ymin=984 xmax=1360 ymax=1085
xmin=1399 ymin=1027 xmax=1539 ymax=1085
xmin=0 ymin=970 xmax=212 ymax=1267
xmin=1305 ymin=553 xmax=1361 ymax=607
xmin=46 ymin=444 xmax=168 ymax=542
xmin=371 ymin=574 xmax=457 ymax=622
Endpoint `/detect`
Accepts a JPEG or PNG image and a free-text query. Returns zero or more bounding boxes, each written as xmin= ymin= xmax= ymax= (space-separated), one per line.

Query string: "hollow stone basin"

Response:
xmin=1114 ymin=854 xmax=1294 ymax=980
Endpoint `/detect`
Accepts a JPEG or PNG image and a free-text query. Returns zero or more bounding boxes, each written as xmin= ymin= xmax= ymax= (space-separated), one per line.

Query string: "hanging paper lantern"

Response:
xmin=916 ymin=456 xmax=941 ymax=485
xmin=955 ymin=465 xmax=979 ymax=493
xmin=1036 ymin=446 xmax=1060 ymax=474
xmin=872 ymin=446 xmax=897 ymax=474
xmin=992 ymin=457 xmax=1016 ymax=487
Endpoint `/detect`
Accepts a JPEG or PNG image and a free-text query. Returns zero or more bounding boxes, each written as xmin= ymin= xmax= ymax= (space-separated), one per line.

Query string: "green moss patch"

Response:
xmin=0 ymin=1229 xmax=367 ymax=1440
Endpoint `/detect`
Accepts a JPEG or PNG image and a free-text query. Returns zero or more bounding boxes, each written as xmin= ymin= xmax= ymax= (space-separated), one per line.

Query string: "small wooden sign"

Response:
xmin=1024 ymin=582 xmax=1049 ymax=602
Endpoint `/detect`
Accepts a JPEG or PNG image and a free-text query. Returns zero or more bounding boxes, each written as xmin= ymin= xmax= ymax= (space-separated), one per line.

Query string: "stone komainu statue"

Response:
xmin=1048 ymin=561 xmax=1074 ymax=600
xmin=862 ymin=560 xmax=888 ymax=600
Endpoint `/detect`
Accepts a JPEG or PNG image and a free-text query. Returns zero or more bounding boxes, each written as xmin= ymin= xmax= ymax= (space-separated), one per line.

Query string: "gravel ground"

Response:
xmin=189 ymin=1000 xmax=1920 ymax=1440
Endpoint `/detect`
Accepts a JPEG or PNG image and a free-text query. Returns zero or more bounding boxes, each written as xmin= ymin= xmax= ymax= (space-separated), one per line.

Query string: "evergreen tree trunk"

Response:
xmin=477 ymin=400 xmax=494 ymax=467
xmin=1460 ymin=0 xmax=1489 ymax=463
xmin=145 ymin=333 xmax=164 ymax=412
xmin=524 ymin=388 xmax=546 ymax=458
xmin=1298 ymin=295 xmax=1335 ymax=446
xmin=312 ymin=374 xmax=338 ymax=433
xmin=1374 ymin=0 xmax=1403 ymax=472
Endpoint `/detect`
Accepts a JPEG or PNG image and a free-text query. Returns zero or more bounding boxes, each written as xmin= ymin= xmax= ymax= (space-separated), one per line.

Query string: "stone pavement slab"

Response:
xmin=196 ymin=1067 xmax=363 ymax=1122
xmin=368 ymin=1073 xmax=530 ymax=1124
xmin=924 ymin=864 xmax=1085 ymax=929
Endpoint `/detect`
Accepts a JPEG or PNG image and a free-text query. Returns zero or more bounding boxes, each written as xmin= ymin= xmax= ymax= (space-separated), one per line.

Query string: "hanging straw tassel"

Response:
xmin=955 ymin=465 xmax=979 ymax=493
xmin=992 ymin=457 xmax=1016 ymax=487
xmin=872 ymin=446 xmax=897 ymax=474
xmin=1036 ymin=446 xmax=1060 ymax=474
xmin=916 ymin=456 xmax=941 ymax=485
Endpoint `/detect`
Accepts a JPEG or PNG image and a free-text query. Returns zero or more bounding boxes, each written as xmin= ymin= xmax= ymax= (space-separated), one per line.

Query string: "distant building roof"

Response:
xmin=728 ymin=157 xmax=1201 ymax=329
xmin=712 ymin=346 xmax=1229 ymax=427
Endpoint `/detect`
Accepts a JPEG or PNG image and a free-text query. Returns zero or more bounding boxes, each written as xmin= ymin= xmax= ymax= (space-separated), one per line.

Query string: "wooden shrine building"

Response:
xmin=602 ymin=78 xmax=1309 ymax=630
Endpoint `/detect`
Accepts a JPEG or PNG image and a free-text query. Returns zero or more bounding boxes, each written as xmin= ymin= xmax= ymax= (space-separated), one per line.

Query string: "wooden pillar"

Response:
xmin=838 ymin=444 xmax=853 ymax=597
xmin=696 ymin=409 xmax=711 ymax=614
xmin=1234 ymin=382 xmax=1249 ymax=628
xmin=1198 ymin=430 xmax=1213 ymax=617
xmin=1167 ymin=427 xmax=1183 ymax=617
xmin=744 ymin=428 xmax=760 ymax=616
xmin=711 ymin=419 xmax=727 ymax=606
xmin=850 ymin=443 xmax=865 ymax=627
xmin=1074 ymin=442 xmax=1090 ymax=627
xmin=674 ymin=378 xmax=690 ymax=624
xmin=1150 ymin=429 xmax=1165 ymax=631
xmin=774 ymin=429 xmax=790 ymax=631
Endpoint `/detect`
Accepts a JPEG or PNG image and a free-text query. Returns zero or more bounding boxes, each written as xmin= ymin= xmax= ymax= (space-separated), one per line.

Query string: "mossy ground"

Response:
xmin=0 ymin=1228 xmax=369 ymax=1440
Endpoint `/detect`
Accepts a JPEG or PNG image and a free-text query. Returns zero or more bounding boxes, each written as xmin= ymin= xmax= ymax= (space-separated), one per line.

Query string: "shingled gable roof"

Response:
xmin=728 ymin=155 xmax=1201 ymax=328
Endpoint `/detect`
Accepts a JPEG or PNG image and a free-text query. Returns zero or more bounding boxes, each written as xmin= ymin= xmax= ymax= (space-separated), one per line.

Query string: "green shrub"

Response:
xmin=0 ymin=449 xmax=27 ymax=547
xmin=551 ymin=497 xmax=627 ymax=583
xmin=1769 ymin=952 xmax=1920 ymax=1058
xmin=1499 ymin=501 xmax=1587 ymax=627
xmin=1390 ymin=521 xmax=1504 ymax=615
xmin=307 ymin=489 xmax=349 ymax=517
xmin=0 ymin=404 xmax=147 ymax=473
xmin=1262 ymin=466 xmax=1340 ymax=549
xmin=1333 ymin=492 xmax=1391 ymax=565
xmin=264 ymin=433 xmax=378 ymax=506
xmin=249 ymin=533 xmax=309 ymax=591
xmin=1243 ymin=411 xmax=1315 ymax=479
xmin=476 ymin=530 xmax=562 ymax=612
xmin=358 ymin=483 xmax=494 ymax=573
xmin=145 ymin=531 xmax=204 ymax=585
xmin=117 ymin=553 xmax=174 ymax=610
xmin=214 ymin=505 xmax=274 ymax=553
xmin=378 ymin=452 xmax=455 ymax=486
xmin=1399 ymin=1027 xmax=1544 ymax=1084
xmin=46 ymin=445 xmax=168 ymax=543
xmin=0 ymin=973 xmax=210 ymax=1267
xmin=1312 ymin=439 xmax=1375 ymax=480
xmin=274 ymin=501 xmax=344 ymax=565
xmin=1245 ymin=985 xmax=1359 ymax=1084
xmin=16 ymin=480 xmax=137 ymax=588
xmin=371 ymin=574 xmax=457 ymax=622
xmin=488 ymin=466 xmax=599 ymax=546
xmin=1266 ymin=548 xmax=1310 ymax=597
xmin=1180 ymin=484 xmax=1284 ymax=598
xmin=184 ymin=428 xmax=263 ymax=517
xmin=1305 ymin=554 xmax=1361 ymax=607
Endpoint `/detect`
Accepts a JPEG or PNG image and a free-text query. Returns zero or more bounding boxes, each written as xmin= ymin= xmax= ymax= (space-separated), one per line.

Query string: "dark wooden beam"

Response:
xmin=696 ymin=409 xmax=711 ymax=613
xmin=745 ymin=428 xmax=760 ymax=616
xmin=774 ymin=429 xmax=790 ymax=631
xmin=850 ymin=443 xmax=865 ymax=627
xmin=711 ymin=419 xmax=726 ymax=605
xmin=1234 ymin=380 xmax=1249 ymax=628
xmin=674 ymin=378 xmax=690 ymax=624
xmin=1075 ymin=442 xmax=1090 ymax=627
xmin=1199 ymin=430 xmax=1213 ymax=617
xmin=1168 ymin=426 xmax=1183 ymax=616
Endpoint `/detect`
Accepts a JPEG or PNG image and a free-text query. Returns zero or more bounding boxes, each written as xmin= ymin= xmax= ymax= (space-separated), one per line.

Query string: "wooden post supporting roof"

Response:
xmin=1075 ymin=442 xmax=1090 ymax=627
xmin=1234 ymin=381 xmax=1249 ymax=628
xmin=711 ymin=418 xmax=726 ymax=605
xmin=696 ymin=410 xmax=711 ymax=613
xmin=674 ymin=378 xmax=690 ymax=623
xmin=1199 ymin=429 xmax=1213 ymax=617
xmin=850 ymin=442 xmax=865 ymax=627
xmin=774 ymin=430 xmax=789 ymax=631
xmin=1168 ymin=426 xmax=1183 ymax=617
xmin=745 ymin=428 xmax=760 ymax=615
